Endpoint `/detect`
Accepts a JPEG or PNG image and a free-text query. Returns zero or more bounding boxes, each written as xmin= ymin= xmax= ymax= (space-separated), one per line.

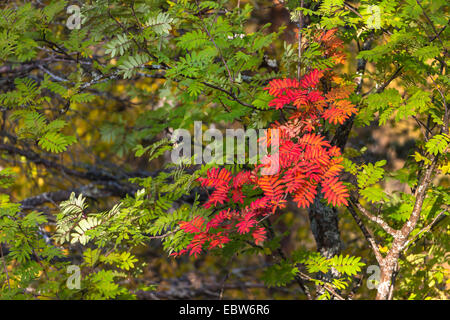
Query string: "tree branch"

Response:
xmin=349 ymin=196 xmax=399 ymax=237
xmin=347 ymin=203 xmax=383 ymax=264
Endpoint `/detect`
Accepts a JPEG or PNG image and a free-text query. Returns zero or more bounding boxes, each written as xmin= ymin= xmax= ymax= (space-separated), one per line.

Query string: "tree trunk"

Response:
xmin=308 ymin=192 xmax=342 ymax=259
xmin=376 ymin=158 xmax=438 ymax=299
xmin=376 ymin=252 xmax=399 ymax=300
xmin=308 ymin=190 xmax=342 ymax=298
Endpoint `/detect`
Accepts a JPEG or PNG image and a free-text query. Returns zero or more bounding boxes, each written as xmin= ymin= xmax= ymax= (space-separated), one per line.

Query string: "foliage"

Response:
xmin=0 ymin=0 xmax=448 ymax=300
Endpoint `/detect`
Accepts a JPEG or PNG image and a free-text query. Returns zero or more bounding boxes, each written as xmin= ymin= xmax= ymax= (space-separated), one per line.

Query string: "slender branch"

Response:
xmin=147 ymin=229 xmax=178 ymax=240
xmin=429 ymin=77 xmax=449 ymax=134
xmin=0 ymin=143 xmax=140 ymax=197
xmin=376 ymin=155 xmax=440 ymax=299
xmin=430 ymin=24 xmax=448 ymax=42
xmin=265 ymin=220 xmax=313 ymax=300
xmin=398 ymin=156 xmax=439 ymax=246
xmin=19 ymin=184 xmax=114 ymax=210
xmin=195 ymin=0 xmax=234 ymax=83
xmin=415 ymin=0 xmax=444 ymax=46
xmin=412 ymin=115 xmax=433 ymax=140
xmin=347 ymin=203 xmax=383 ymax=264
xmin=296 ymin=271 xmax=345 ymax=300
xmin=350 ymin=197 xmax=399 ymax=237
xmin=37 ymin=65 xmax=69 ymax=82
xmin=403 ymin=210 xmax=448 ymax=253
xmin=362 ymin=66 xmax=403 ymax=97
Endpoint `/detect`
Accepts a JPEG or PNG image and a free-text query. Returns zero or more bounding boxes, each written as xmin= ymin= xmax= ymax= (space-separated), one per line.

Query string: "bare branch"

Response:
xmin=403 ymin=210 xmax=448 ymax=253
xmin=347 ymin=203 xmax=384 ymax=264
xmin=350 ymin=197 xmax=400 ymax=237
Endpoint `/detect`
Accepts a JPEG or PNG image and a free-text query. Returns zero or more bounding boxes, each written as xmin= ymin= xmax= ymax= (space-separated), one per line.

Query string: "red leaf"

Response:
xmin=252 ymin=226 xmax=267 ymax=245
xmin=299 ymin=69 xmax=324 ymax=89
xmin=322 ymin=177 xmax=349 ymax=207
xmin=179 ymin=216 xmax=205 ymax=233
xmin=264 ymin=78 xmax=300 ymax=96
xmin=236 ymin=217 xmax=257 ymax=234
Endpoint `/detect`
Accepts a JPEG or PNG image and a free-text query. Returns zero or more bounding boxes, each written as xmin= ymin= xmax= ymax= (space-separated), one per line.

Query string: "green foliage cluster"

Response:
xmin=0 ymin=0 xmax=448 ymax=300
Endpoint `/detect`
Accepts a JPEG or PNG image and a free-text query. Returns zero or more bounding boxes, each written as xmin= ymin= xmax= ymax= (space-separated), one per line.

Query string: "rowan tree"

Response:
xmin=0 ymin=0 xmax=448 ymax=300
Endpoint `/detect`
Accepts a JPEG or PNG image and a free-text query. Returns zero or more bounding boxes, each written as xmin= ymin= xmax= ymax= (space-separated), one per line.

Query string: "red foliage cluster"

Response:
xmin=172 ymin=29 xmax=357 ymax=258
xmin=266 ymin=69 xmax=357 ymax=125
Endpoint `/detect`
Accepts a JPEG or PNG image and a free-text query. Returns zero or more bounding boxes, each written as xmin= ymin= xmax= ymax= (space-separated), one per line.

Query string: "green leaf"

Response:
xmin=360 ymin=186 xmax=389 ymax=203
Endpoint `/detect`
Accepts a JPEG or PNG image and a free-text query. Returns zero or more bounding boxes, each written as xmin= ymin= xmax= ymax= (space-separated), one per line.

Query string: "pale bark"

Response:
xmin=375 ymin=158 xmax=438 ymax=299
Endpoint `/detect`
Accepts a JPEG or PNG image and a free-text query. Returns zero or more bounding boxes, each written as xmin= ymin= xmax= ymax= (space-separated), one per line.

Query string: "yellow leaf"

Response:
xmin=379 ymin=245 xmax=389 ymax=253
xmin=413 ymin=152 xmax=431 ymax=164
xmin=438 ymin=161 xmax=450 ymax=174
